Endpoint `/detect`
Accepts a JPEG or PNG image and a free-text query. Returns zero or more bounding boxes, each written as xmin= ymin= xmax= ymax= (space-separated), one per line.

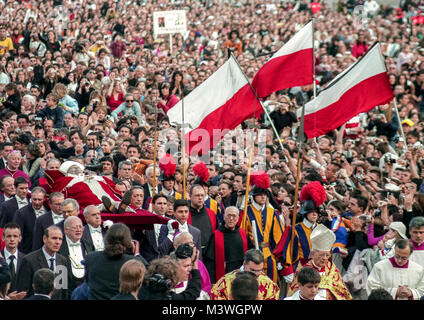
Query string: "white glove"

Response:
xmin=283 ymin=273 xmax=294 ymax=284
xmin=103 ymin=220 xmax=114 ymax=229
xmin=167 ymin=219 xmax=177 ymax=235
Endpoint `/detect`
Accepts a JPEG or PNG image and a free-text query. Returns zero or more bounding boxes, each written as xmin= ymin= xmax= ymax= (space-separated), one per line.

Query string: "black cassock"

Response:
xmin=204 ymin=224 xmax=253 ymax=284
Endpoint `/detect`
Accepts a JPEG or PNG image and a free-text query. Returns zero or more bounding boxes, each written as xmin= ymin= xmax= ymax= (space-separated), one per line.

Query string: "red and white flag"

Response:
xmin=167 ymin=56 xmax=261 ymax=156
xmin=299 ymin=43 xmax=394 ymax=139
xmin=252 ymin=21 xmax=313 ymax=98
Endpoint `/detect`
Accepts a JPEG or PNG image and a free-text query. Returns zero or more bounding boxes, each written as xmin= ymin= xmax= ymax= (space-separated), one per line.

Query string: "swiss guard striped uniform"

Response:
xmin=204 ymin=195 xmax=224 ymax=222
xmin=240 ymin=200 xmax=284 ymax=283
xmin=274 ymin=218 xmax=317 ymax=277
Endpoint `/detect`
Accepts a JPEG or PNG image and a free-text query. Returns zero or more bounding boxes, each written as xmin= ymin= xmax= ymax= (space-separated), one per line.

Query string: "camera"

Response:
xmin=148 ymin=273 xmax=172 ymax=294
xmin=73 ymin=42 xmax=84 ymax=52
xmin=385 ymin=154 xmax=396 ymax=164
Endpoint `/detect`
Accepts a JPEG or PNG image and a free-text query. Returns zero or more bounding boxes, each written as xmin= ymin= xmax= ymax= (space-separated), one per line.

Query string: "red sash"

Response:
xmin=214 ymin=228 xmax=248 ymax=281
xmin=188 ymin=208 xmax=216 ymax=231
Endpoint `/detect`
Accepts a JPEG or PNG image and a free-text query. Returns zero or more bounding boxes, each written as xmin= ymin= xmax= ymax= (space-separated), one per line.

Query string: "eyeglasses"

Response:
xmin=126 ymin=100 xmax=134 ymax=103
xmin=395 ymin=254 xmax=409 ymax=261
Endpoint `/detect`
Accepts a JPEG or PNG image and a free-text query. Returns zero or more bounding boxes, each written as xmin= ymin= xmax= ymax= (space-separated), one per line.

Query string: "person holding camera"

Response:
xmin=75 ymin=76 xmax=95 ymax=110
xmin=138 ymin=247 xmax=201 ymax=300
xmin=106 ymin=78 xmax=125 ymax=112
xmin=170 ymin=242 xmax=206 ymax=299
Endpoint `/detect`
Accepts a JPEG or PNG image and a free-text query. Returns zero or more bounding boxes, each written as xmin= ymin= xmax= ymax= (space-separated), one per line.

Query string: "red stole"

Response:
xmin=214 ymin=228 xmax=248 ymax=282
xmin=0 ymin=227 xmax=4 ymax=251
xmin=188 ymin=208 xmax=217 ymax=231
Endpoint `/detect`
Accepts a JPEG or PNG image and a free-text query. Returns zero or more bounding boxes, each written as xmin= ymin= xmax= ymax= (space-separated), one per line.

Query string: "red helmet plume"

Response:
xmin=159 ymin=154 xmax=176 ymax=178
xmin=250 ymin=171 xmax=270 ymax=189
xmin=299 ymin=181 xmax=326 ymax=207
xmin=193 ymin=161 xmax=209 ymax=183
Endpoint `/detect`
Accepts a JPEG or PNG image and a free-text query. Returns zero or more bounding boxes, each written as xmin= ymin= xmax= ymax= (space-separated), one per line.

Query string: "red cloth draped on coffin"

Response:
xmin=101 ymin=209 xmax=179 ymax=230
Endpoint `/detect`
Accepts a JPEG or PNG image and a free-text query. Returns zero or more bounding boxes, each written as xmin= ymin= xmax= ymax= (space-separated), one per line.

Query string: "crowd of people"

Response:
xmin=1 ymin=0 xmax=424 ymax=301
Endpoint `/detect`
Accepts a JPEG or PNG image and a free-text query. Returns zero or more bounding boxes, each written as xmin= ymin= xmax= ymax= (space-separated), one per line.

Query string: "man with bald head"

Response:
xmin=59 ymin=216 xmax=94 ymax=292
xmin=205 ymin=206 xmax=252 ymax=283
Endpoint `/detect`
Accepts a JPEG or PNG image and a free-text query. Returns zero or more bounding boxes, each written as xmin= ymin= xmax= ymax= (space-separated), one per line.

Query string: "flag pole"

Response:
xmin=152 ymin=112 xmax=158 ymax=198
xmin=392 ymin=98 xmax=407 ymax=155
xmin=231 ymin=51 xmax=306 ymax=282
xmin=230 ymin=52 xmax=287 ymax=154
xmin=289 ymin=100 xmax=305 ymax=264
xmin=181 ymin=91 xmax=187 ymax=200
xmin=312 ymin=18 xmax=317 ymax=100
xmin=242 ymin=142 xmax=254 ymax=224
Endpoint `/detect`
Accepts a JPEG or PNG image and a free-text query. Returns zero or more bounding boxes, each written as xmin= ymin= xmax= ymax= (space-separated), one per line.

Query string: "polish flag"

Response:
xmin=167 ymin=56 xmax=262 ymax=156
xmin=252 ymin=21 xmax=313 ymax=98
xmin=299 ymin=43 xmax=394 ymax=139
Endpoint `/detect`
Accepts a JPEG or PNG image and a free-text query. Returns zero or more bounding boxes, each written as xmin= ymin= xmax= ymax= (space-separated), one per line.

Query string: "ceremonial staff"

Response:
xmin=181 ymin=90 xmax=187 ymax=200
xmin=152 ymin=103 xmax=158 ymax=198
xmin=289 ymin=104 xmax=305 ymax=263
xmin=242 ymin=139 xmax=254 ymax=230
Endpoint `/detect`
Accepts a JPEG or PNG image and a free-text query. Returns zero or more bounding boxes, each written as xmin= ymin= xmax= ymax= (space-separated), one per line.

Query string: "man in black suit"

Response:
xmin=0 ymin=176 xmax=30 ymax=228
xmin=140 ymin=194 xmax=171 ymax=262
xmin=1 ymin=222 xmax=25 ymax=293
xmin=0 ymin=175 xmax=15 ymax=206
xmin=159 ymin=199 xmax=202 ymax=258
xmin=24 ymin=268 xmax=55 ymax=300
xmin=82 ymin=205 xmax=106 ymax=251
xmin=32 ymin=192 xmax=65 ymax=252
xmin=16 ymin=225 xmax=71 ymax=300
xmin=142 ymin=165 xmax=161 ymax=209
xmin=59 ymin=216 xmax=94 ymax=292
xmin=0 ymin=142 xmax=13 ymax=170
xmin=13 ymin=187 xmax=48 ymax=254
xmin=54 ymin=198 xmax=80 ymax=235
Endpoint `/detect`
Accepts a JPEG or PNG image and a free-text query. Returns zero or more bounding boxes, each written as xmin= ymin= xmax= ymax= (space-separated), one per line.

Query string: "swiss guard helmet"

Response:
xmin=250 ymin=171 xmax=271 ymax=197
xmin=192 ymin=161 xmax=210 ymax=188
xmin=299 ymin=181 xmax=326 ymax=216
xmin=158 ymin=153 xmax=176 ymax=182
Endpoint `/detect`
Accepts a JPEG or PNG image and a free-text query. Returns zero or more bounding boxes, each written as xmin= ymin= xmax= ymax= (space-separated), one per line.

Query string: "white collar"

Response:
xmin=162 ymin=188 xmax=171 ymax=196
xmin=178 ymin=221 xmax=188 ymax=230
xmin=302 ymin=218 xmax=316 ymax=230
xmin=15 ymin=195 xmax=27 ymax=202
xmin=88 ymin=224 xmax=102 ymax=232
xmin=42 ymin=246 xmax=56 ymax=260
xmin=51 ymin=211 xmax=63 ymax=220
xmin=65 ymin=235 xmax=81 ymax=247
xmin=252 ymin=199 xmax=265 ymax=212
xmin=3 ymin=247 xmax=17 ymax=260
xmin=34 ymin=205 xmax=46 ymax=211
